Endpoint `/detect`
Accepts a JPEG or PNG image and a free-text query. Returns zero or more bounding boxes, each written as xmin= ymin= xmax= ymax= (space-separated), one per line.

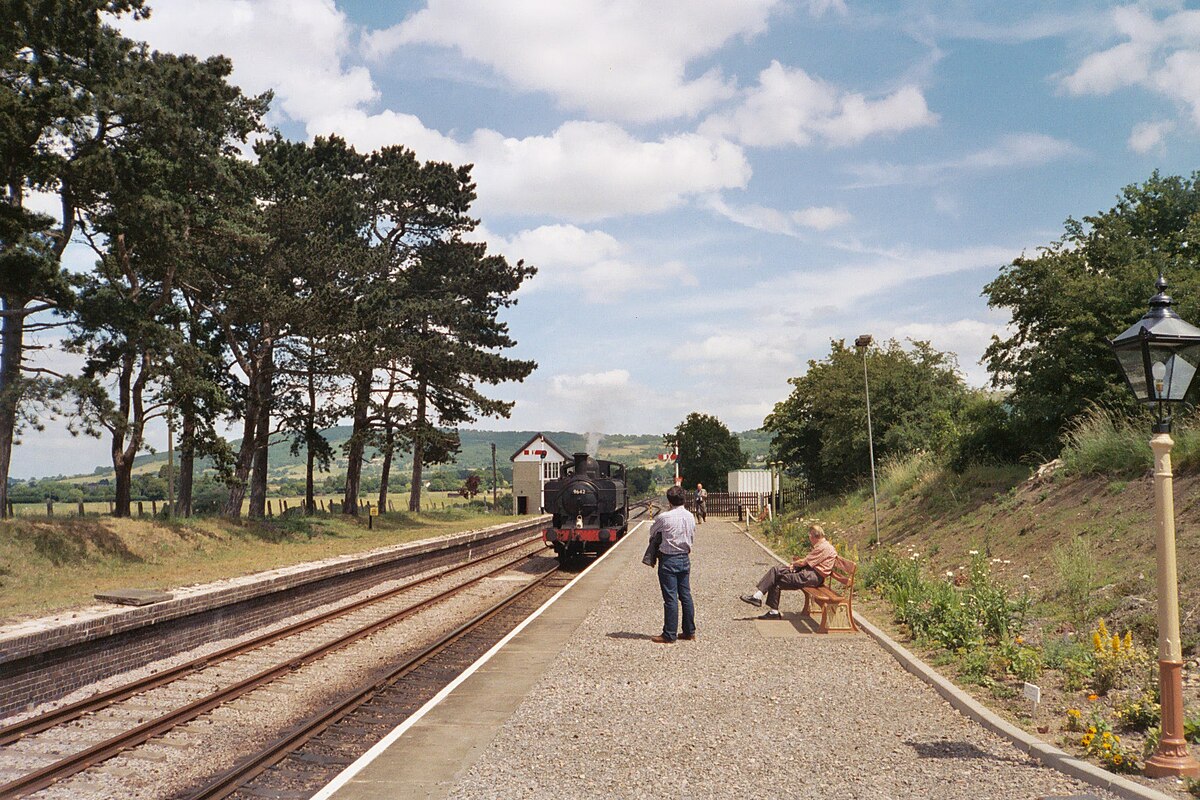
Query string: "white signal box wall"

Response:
xmin=510 ymin=433 xmax=569 ymax=515
xmin=727 ymin=469 xmax=773 ymax=494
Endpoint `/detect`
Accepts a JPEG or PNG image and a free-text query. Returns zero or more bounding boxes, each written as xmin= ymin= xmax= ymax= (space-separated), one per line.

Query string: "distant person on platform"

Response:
xmin=648 ymin=485 xmax=696 ymax=643
xmin=739 ymin=524 xmax=836 ymax=619
xmin=694 ymin=483 xmax=707 ymax=523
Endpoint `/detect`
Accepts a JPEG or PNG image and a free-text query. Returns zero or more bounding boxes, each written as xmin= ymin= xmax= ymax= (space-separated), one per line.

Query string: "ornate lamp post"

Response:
xmin=855 ymin=334 xmax=881 ymax=546
xmin=1110 ymin=275 xmax=1200 ymax=778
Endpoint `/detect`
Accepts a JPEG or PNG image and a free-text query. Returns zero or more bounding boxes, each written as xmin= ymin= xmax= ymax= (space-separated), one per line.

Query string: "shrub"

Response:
xmin=1113 ymin=691 xmax=1160 ymax=731
xmin=1090 ymin=620 xmax=1152 ymax=695
xmin=1051 ymin=536 xmax=1097 ymax=625
xmin=1059 ymin=405 xmax=1151 ymax=477
xmin=1079 ymin=713 xmax=1139 ymax=773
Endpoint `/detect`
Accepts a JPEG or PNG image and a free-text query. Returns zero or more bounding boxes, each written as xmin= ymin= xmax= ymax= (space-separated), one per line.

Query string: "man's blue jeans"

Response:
xmin=657 ymin=553 xmax=695 ymax=641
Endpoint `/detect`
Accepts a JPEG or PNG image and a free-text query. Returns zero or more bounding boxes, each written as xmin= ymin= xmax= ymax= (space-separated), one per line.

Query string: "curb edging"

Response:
xmin=737 ymin=524 xmax=1180 ymax=800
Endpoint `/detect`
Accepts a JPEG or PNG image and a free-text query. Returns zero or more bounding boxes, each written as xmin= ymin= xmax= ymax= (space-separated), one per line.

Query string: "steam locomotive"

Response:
xmin=542 ymin=452 xmax=629 ymax=561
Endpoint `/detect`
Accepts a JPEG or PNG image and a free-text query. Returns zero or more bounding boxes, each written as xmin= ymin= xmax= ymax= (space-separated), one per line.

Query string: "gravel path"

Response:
xmin=451 ymin=520 xmax=1122 ymax=800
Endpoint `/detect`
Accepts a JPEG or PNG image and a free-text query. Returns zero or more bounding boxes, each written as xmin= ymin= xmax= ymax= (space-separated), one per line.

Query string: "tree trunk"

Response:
xmin=342 ymin=369 xmax=371 ymax=516
xmin=305 ymin=448 xmax=316 ymax=515
xmin=248 ymin=349 xmax=272 ymax=518
xmin=377 ymin=427 xmax=393 ymax=512
xmin=178 ymin=402 xmax=195 ymax=517
xmin=113 ymin=451 xmax=133 ymax=517
xmin=224 ymin=395 xmax=257 ymax=518
xmin=0 ymin=298 xmax=25 ymax=520
xmin=408 ymin=377 xmax=427 ymax=513
xmin=304 ymin=352 xmax=317 ymax=515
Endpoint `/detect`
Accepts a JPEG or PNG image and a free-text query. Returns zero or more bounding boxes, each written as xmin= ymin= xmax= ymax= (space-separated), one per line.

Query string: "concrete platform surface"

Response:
xmin=316 ymin=519 xmax=1134 ymax=800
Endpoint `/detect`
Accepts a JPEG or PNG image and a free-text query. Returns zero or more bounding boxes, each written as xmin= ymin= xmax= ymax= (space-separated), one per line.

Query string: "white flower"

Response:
xmin=1003 ymin=560 xmax=1011 ymax=565
xmin=1022 ymin=574 xmax=1031 ymax=581
xmin=945 ymin=571 xmax=954 ymax=578
xmin=969 ymin=550 xmax=979 ymax=555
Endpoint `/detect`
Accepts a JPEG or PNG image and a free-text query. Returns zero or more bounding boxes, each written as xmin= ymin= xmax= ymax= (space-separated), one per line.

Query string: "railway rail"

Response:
xmin=0 ymin=502 xmax=651 ymax=799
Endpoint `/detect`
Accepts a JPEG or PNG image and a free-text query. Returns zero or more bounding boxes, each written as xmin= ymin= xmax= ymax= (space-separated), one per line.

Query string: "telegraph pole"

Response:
xmin=491 ymin=443 xmax=498 ymax=512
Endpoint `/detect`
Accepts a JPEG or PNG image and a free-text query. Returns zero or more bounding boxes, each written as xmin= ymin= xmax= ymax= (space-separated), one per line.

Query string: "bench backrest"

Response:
xmin=830 ymin=556 xmax=856 ymax=589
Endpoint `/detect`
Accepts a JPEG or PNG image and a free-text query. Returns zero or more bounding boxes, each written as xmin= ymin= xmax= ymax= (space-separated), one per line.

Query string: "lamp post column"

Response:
xmin=1146 ymin=431 xmax=1200 ymax=777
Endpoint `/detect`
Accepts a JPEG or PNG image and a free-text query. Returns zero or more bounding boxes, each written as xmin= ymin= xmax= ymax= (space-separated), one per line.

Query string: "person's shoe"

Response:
xmin=679 ymin=633 xmax=697 ymax=641
xmin=740 ymin=594 xmax=763 ymax=608
xmin=758 ymin=611 xmax=784 ymax=620
xmin=650 ymin=634 xmax=675 ymax=644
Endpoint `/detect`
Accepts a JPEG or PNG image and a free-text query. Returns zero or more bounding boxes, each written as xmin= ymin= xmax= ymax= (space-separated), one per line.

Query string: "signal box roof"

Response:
xmin=510 ymin=433 xmax=571 ymax=462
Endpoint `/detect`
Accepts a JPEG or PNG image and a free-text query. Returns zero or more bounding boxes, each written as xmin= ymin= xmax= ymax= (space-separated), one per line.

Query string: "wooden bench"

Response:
xmin=800 ymin=556 xmax=858 ymax=633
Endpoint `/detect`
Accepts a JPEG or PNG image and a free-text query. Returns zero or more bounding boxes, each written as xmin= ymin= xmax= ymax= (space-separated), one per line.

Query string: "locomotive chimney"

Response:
xmin=574 ymin=452 xmax=589 ymax=473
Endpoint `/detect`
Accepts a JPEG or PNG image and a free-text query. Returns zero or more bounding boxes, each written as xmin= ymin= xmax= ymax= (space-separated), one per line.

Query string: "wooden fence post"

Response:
xmin=138 ymin=501 xmax=144 ymax=516
xmin=108 ymin=501 xmax=113 ymax=514
xmin=152 ymin=500 xmax=158 ymax=516
xmin=46 ymin=499 xmax=53 ymax=517
xmin=77 ymin=501 xmax=85 ymax=517
xmin=268 ymin=501 xmax=273 ymax=517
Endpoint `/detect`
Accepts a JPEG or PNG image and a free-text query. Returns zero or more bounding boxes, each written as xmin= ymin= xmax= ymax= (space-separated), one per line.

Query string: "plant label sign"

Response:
xmin=1023 ymin=682 xmax=1041 ymax=705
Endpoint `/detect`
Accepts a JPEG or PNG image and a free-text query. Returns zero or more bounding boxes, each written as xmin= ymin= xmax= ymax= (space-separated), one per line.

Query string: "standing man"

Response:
xmin=694 ymin=482 xmax=707 ymax=524
xmin=649 ymin=485 xmax=696 ymax=643
xmin=739 ymin=524 xmax=837 ymax=619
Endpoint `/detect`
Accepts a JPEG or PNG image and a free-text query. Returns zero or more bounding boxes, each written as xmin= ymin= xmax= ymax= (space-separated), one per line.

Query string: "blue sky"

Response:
xmin=13 ymin=0 xmax=1200 ymax=478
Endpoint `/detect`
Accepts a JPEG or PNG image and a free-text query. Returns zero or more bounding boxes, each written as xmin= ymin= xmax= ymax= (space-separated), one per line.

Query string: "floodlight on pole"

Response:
xmin=855 ymin=334 xmax=881 ymax=546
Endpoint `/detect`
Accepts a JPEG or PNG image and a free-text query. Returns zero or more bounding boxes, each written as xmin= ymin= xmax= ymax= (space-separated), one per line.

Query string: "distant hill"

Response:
xmin=63 ymin=428 xmax=771 ymax=484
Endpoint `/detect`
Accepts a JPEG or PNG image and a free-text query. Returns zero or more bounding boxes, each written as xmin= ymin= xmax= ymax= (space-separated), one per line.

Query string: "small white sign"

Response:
xmin=1023 ymin=682 xmax=1041 ymax=704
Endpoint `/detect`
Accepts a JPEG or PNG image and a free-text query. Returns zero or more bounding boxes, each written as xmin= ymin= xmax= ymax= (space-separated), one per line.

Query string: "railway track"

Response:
xmin=0 ymin=538 xmax=553 ymax=798
xmin=0 ymin=503 xmax=651 ymax=799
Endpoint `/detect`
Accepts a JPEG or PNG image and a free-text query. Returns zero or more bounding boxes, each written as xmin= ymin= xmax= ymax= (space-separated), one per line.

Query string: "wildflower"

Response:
xmin=1002 ymin=559 xmax=1011 ymax=564
xmin=945 ymin=571 xmax=954 ymax=578
xmin=1015 ymin=635 xmax=1024 ymax=644
xmin=1088 ymin=694 xmax=1098 ymax=702
xmin=1067 ymin=709 xmax=1081 ymax=717
xmin=1022 ymin=574 xmax=1030 ymax=580
xmin=968 ymin=549 xmax=979 ymax=555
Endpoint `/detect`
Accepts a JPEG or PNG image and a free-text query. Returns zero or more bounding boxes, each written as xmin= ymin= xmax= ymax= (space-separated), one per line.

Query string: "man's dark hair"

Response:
xmin=666 ymin=486 xmax=686 ymax=506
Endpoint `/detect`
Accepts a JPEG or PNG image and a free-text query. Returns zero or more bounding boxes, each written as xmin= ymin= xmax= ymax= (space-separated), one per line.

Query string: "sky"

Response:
xmin=13 ymin=0 xmax=1200 ymax=478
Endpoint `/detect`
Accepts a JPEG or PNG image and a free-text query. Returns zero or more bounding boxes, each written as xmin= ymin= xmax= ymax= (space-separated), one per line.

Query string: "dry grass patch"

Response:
xmin=0 ymin=509 xmax=511 ymax=623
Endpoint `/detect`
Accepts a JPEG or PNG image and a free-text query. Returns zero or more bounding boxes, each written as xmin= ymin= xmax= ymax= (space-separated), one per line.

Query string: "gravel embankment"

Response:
xmin=451 ymin=520 xmax=1124 ymax=800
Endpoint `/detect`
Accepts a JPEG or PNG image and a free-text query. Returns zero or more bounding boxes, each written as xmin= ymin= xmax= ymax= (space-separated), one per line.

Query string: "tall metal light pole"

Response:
xmin=538 ymin=451 xmax=547 ymax=513
xmin=1110 ymin=274 xmax=1200 ymax=778
xmin=855 ymin=334 xmax=881 ymax=546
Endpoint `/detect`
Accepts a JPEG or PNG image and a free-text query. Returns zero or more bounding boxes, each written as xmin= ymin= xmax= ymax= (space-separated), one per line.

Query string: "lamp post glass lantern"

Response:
xmin=1109 ymin=275 xmax=1200 ymax=778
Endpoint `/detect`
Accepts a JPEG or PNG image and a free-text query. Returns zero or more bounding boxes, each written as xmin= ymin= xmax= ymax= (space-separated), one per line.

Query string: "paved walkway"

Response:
xmin=320 ymin=519 xmax=1144 ymax=800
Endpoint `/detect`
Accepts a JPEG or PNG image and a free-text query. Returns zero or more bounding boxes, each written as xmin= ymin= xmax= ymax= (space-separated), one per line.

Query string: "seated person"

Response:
xmin=739 ymin=524 xmax=837 ymax=619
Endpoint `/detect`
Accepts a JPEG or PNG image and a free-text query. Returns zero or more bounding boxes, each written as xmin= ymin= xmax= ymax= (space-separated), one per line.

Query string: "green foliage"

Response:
xmin=1113 ymin=691 xmax=1160 ymax=731
xmin=1078 ymin=712 xmax=1140 ymax=773
xmin=983 ymin=171 xmax=1200 ymax=458
xmin=864 ymin=549 xmax=1030 ymax=651
xmin=667 ymin=412 xmax=747 ymax=491
xmin=763 ymin=338 xmax=968 ymax=494
xmin=625 ymin=466 xmax=654 ymax=496
xmin=1051 ymin=536 xmax=1098 ymax=625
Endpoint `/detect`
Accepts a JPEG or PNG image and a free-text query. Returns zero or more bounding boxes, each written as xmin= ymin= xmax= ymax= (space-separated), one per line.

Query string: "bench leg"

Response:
xmin=818 ymin=600 xmax=857 ymax=633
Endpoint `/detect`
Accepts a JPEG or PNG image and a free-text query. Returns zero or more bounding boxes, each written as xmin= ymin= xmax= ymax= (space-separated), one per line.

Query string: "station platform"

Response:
xmin=315 ymin=519 xmax=1150 ymax=800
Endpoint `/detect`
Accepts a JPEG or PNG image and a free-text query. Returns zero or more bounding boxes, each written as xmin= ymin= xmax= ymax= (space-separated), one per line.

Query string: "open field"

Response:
xmin=7 ymin=492 xmax=502 ymax=519
xmin=0 ymin=507 xmax=514 ymax=623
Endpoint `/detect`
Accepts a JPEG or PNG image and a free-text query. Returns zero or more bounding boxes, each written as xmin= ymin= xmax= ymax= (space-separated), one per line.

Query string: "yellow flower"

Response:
xmin=1015 ymin=635 xmax=1024 ymax=644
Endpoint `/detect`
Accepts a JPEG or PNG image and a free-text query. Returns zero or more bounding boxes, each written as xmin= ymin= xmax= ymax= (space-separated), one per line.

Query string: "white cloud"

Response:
xmin=701 ymin=61 xmax=937 ymax=148
xmin=115 ymin=0 xmax=377 ymax=125
xmin=848 ymin=133 xmax=1082 ymax=187
xmin=1061 ymin=6 xmax=1200 ymax=131
xmin=1128 ymin=119 xmax=1174 ymax=153
xmin=703 ymin=196 xmax=851 ymax=236
xmin=476 ymin=223 xmax=695 ymax=302
xmin=793 ymin=206 xmax=852 ymax=231
xmin=312 ymin=114 xmax=751 ymax=221
xmin=892 ymin=318 xmax=1007 ymax=387
xmin=364 ymin=0 xmax=781 ymax=123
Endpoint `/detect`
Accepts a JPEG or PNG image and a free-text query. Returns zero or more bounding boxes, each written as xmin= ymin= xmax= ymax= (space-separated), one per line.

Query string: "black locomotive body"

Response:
xmin=542 ymin=452 xmax=629 ymax=561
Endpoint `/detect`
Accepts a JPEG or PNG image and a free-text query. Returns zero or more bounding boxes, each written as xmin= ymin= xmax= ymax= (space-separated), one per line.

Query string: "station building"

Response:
xmin=510 ymin=433 xmax=569 ymax=515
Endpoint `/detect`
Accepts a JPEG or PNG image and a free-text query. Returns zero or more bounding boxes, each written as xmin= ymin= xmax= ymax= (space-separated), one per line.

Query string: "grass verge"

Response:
xmin=0 ymin=507 xmax=514 ymax=623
